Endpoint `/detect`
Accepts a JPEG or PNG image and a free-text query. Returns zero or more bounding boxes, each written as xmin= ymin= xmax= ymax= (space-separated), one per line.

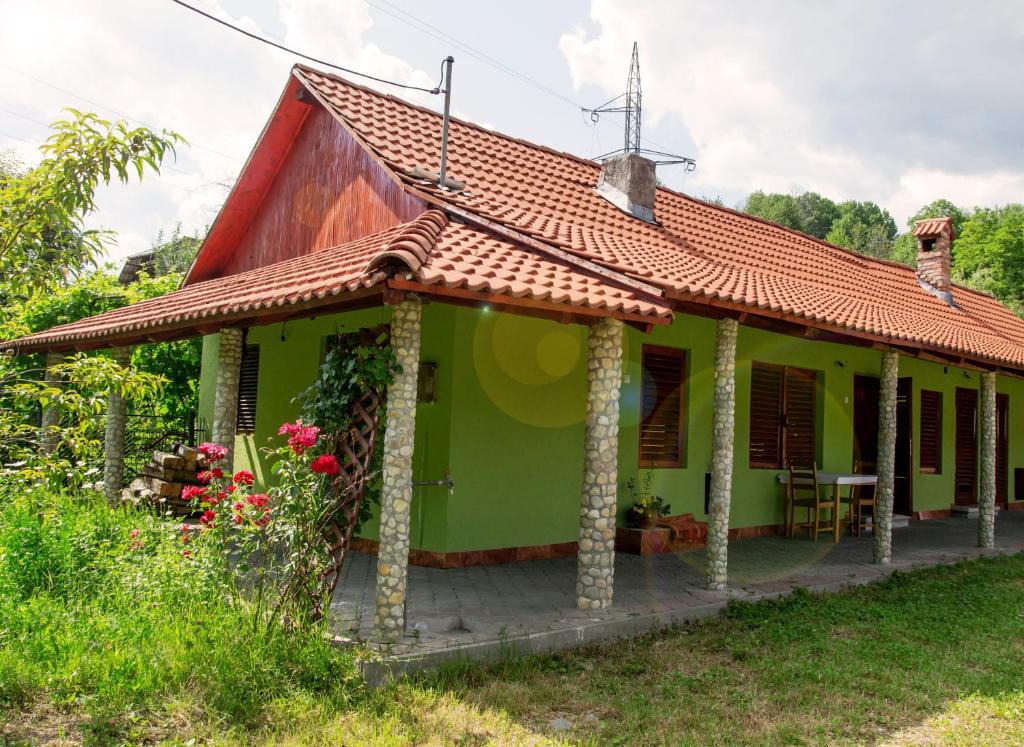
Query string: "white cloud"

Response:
xmin=560 ymin=0 xmax=1024 ymax=223
xmin=0 ymin=0 xmax=435 ymax=265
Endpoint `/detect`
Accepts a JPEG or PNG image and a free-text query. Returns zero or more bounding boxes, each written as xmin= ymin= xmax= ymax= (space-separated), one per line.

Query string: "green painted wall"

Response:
xmin=195 ymin=303 xmax=1024 ymax=554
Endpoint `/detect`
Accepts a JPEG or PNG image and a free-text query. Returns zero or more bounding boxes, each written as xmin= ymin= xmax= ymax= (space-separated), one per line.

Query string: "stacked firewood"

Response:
xmin=122 ymin=443 xmax=203 ymax=516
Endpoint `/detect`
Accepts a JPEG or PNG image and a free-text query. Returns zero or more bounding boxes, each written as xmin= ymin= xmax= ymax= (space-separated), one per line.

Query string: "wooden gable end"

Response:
xmin=186 ymin=74 xmax=424 ymax=284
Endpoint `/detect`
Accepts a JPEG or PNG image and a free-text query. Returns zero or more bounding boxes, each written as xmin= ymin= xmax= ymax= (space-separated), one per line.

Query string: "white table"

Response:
xmin=777 ymin=472 xmax=878 ymax=541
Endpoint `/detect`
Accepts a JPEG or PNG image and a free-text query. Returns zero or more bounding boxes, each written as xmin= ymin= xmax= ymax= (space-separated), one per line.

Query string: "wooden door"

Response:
xmin=853 ymin=375 xmax=879 ymax=475
xmin=997 ymin=393 xmax=1009 ymax=505
xmin=955 ymin=387 xmax=978 ymax=505
xmin=894 ymin=378 xmax=913 ymax=516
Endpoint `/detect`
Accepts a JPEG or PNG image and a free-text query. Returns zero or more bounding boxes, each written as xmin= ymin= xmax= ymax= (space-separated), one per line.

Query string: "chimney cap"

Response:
xmin=912 ymin=216 xmax=955 ymax=241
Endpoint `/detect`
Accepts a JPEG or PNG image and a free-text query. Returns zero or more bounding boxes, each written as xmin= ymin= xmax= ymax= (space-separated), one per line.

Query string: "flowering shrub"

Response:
xmin=178 ymin=422 xmax=352 ymax=631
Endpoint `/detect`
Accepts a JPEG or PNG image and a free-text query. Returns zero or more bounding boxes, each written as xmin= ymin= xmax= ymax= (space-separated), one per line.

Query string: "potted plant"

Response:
xmin=624 ymin=471 xmax=671 ymax=530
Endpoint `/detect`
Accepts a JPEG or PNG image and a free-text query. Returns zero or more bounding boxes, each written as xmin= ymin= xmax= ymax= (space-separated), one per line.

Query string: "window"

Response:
xmin=639 ymin=346 xmax=686 ymax=468
xmin=748 ymin=363 xmax=818 ymax=469
xmin=236 ymin=344 xmax=260 ymax=434
xmin=919 ymin=389 xmax=942 ymax=473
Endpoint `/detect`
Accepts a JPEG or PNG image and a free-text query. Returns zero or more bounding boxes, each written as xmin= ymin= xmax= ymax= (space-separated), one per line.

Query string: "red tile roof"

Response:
xmin=295 ymin=65 xmax=1024 ymax=370
xmin=0 ymin=211 xmax=671 ymax=353
xmin=913 ymin=217 xmax=955 ymax=238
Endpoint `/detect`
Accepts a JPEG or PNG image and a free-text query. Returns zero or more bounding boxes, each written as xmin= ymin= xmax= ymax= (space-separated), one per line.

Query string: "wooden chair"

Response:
xmin=787 ymin=465 xmax=838 ymax=541
xmin=843 ymin=460 xmax=877 ymax=536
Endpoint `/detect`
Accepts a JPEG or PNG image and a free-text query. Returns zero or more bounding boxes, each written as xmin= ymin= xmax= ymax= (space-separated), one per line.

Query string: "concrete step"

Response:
xmin=951 ymin=504 xmax=1002 ymax=519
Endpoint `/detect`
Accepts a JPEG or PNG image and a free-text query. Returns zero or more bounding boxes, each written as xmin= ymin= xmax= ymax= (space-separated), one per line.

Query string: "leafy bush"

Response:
xmin=0 ymin=489 xmax=360 ymax=732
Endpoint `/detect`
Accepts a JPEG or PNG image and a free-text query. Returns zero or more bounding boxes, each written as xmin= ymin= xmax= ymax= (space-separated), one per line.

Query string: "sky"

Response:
xmin=1 ymin=0 xmax=1022 ymax=266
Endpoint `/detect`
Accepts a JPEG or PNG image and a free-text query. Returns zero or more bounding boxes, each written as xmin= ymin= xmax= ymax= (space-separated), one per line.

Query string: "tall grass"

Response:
xmin=0 ymin=489 xmax=362 ymax=739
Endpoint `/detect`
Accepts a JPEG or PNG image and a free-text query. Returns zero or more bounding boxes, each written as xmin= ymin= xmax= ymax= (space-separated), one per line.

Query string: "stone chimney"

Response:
xmin=596 ymin=152 xmax=657 ymax=223
xmin=913 ymin=216 xmax=955 ymax=305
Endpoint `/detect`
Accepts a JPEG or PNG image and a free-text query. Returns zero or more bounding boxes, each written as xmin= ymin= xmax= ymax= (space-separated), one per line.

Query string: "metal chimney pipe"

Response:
xmin=438 ymin=55 xmax=454 ymax=191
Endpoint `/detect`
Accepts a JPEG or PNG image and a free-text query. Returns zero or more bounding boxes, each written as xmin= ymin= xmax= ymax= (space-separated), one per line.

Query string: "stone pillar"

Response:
xmin=874 ymin=349 xmax=899 ymax=564
xmin=706 ymin=317 xmax=739 ymax=590
xmin=211 ymin=328 xmax=243 ymax=472
xmin=576 ymin=317 xmax=624 ymax=610
xmin=102 ymin=347 xmax=131 ymax=505
xmin=373 ymin=295 xmax=422 ymax=638
xmin=979 ymin=371 xmax=997 ymax=549
xmin=40 ymin=352 xmax=64 ymax=454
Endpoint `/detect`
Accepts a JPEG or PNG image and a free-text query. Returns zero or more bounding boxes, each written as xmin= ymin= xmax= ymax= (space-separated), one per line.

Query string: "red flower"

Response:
xmin=129 ymin=528 xmax=140 ymax=539
xmin=199 ymin=509 xmax=217 ymax=526
xmin=181 ymin=485 xmax=206 ymax=501
xmin=311 ymin=454 xmax=340 ymax=476
xmin=278 ymin=420 xmax=320 ymax=454
xmin=197 ymin=470 xmax=213 ymax=484
xmin=225 ymin=484 xmax=236 ymax=494
xmin=232 ymin=470 xmax=254 ymax=486
xmin=246 ymin=493 xmax=270 ymax=508
xmin=198 ymin=442 xmax=229 ymax=463
xmin=232 ymin=514 xmax=243 ymax=525
xmin=182 ymin=549 xmax=191 ymax=558
xmin=232 ymin=502 xmax=244 ymax=511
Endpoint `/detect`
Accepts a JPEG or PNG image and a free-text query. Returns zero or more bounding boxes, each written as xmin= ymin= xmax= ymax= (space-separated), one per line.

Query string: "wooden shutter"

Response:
xmin=919 ymin=389 xmax=942 ymax=473
xmin=639 ymin=346 xmax=686 ymax=468
xmin=783 ymin=367 xmax=817 ymax=469
xmin=997 ymin=393 xmax=1009 ymax=503
xmin=954 ymin=387 xmax=977 ymax=504
xmin=236 ymin=344 xmax=260 ymax=434
xmin=749 ymin=364 xmax=783 ymax=468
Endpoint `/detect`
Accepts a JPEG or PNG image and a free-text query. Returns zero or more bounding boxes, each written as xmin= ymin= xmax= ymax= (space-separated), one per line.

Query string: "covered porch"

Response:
xmin=337 ymin=511 xmax=1024 ymax=681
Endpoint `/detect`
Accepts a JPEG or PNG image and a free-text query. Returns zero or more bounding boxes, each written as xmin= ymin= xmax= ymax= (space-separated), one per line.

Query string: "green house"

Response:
xmin=7 ymin=66 xmax=1024 ymax=637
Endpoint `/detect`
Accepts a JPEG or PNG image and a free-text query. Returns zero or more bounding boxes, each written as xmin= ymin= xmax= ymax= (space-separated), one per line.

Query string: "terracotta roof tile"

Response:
xmin=295 ymin=65 xmax=1024 ymax=369
xmin=0 ymin=211 xmax=670 ymax=353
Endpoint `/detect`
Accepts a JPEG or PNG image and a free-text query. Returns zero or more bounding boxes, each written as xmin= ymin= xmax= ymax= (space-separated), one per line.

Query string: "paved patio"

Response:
xmin=331 ymin=512 xmax=1024 ymax=681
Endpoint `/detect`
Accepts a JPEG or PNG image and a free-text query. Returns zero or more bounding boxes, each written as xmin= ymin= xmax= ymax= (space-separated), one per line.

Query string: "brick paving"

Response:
xmin=331 ymin=512 xmax=1024 ymax=675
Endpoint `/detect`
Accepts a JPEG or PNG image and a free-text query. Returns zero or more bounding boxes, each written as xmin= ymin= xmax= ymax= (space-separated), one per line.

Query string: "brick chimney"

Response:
xmin=913 ymin=217 xmax=955 ymax=305
xmin=596 ymin=152 xmax=657 ymax=222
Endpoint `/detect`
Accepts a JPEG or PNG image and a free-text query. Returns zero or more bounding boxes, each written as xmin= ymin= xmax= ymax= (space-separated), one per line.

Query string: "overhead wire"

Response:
xmin=167 ymin=0 xmax=443 ymax=96
xmin=0 ymin=61 xmax=242 ymax=164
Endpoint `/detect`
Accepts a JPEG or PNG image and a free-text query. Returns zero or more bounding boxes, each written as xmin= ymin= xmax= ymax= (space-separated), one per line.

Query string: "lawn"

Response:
xmin=2 ymin=492 xmax=1023 ymax=745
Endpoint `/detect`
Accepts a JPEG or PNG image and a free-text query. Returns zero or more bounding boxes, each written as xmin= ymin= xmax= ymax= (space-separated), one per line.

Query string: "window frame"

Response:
xmin=748 ymin=361 xmax=819 ymax=470
xmin=235 ymin=342 xmax=260 ymax=435
xmin=919 ymin=388 xmax=943 ymax=474
xmin=637 ymin=344 xmax=688 ymax=469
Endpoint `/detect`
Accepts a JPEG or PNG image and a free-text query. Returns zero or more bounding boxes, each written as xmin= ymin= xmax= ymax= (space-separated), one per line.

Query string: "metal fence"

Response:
xmin=123 ymin=412 xmax=206 ymax=482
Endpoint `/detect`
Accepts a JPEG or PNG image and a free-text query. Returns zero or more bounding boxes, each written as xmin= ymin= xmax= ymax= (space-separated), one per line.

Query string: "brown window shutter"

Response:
xmin=236 ymin=344 xmax=260 ymax=434
xmin=749 ymin=364 xmax=783 ymax=468
xmin=919 ymin=389 xmax=942 ymax=473
xmin=997 ymin=393 xmax=1009 ymax=502
xmin=783 ymin=367 xmax=817 ymax=468
xmin=639 ymin=346 xmax=686 ymax=468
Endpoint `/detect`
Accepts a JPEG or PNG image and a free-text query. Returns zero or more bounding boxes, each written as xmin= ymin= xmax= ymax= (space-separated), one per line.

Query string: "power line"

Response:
xmin=367 ymin=0 xmax=581 ymax=109
xmin=167 ymin=0 xmax=443 ymax=96
xmin=0 ymin=61 xmax=242 ymax=164
xmin=365 ymin=0 xmax=678 ymax=155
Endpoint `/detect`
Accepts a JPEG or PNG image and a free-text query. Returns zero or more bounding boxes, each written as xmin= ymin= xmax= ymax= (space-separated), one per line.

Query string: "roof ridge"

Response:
xmin=293 ymin=64 xmax=607 ymax=175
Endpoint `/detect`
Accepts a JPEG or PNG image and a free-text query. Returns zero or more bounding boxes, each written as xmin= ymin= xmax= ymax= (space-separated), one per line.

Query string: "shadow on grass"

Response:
xmin=407 ymin=553 xmax=1024 ymax=746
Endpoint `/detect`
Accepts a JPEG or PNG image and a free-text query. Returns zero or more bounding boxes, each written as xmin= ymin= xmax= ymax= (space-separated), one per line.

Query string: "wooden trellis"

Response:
xmin=314 ymin=325 xmax=390 ymax=617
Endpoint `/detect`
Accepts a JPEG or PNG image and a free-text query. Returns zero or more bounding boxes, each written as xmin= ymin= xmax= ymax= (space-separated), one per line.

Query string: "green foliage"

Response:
xmin=297 ymin=333 xmax=398 ymax=535
xmin=151 ymin=222 xmax=203 ymax=276
xmin=0 ymin=490 xmax=359 ymax=733
xmin=0 ymin=110 xmax=182 ymax=291
xmin=0 ymin=353 xmax=164 ymax=492
xmin=952 ymin=204 xmax=1024 ymax=314
xmin=741 ymin=191 xmax=840 ymax=239
xmin=825 ymin=200 xmax=898 ymax=259
xmin=1 ymin=267 xmax=201 ymax=418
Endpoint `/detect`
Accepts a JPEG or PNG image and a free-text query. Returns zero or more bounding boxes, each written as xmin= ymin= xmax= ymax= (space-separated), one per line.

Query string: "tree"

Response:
xmin=952 ymin=205 xmax=1024 ymax=314
xmin=825 ymin=201 xmax=898 ymax=259
xmin=891 ymin=199 xmax=970 ymax=266
xmin=741 ymin=191 xmax=839 ymax=239
xmin=152 ymin=223 xmax=203 ymax=276
xmin=0 ymin=109 xmax=182 ymax=291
